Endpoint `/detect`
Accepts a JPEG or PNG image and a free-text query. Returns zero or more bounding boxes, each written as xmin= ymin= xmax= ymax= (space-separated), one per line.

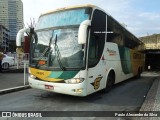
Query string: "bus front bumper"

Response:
xmin=28 ymin=77 xmax=87 ymax=96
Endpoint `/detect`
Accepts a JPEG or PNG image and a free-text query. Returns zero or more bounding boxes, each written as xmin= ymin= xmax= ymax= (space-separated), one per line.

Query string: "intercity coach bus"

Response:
xmin=16 ymin=4 xmax=145 ymax=96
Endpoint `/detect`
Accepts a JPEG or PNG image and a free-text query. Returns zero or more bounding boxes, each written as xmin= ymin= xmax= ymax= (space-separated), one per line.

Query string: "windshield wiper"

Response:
xmin=54 ymin=35 xmax=65 ymax=71
xmin=35 ymin=31 xmax=54 ymax=68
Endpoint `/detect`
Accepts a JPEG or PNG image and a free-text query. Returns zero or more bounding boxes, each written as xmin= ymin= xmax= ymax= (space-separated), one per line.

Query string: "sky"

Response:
xmin=21 ymin=0 xmax=160 ymax=37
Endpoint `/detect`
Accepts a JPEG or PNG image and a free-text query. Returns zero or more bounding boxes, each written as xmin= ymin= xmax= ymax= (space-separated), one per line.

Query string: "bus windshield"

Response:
xmin=30 ymin=28 xmax=85 ymax=70
xmin=35 ymin=8 xmax=91 ymax=30
xmin=29 ymin=8 xmax=92 ymax=70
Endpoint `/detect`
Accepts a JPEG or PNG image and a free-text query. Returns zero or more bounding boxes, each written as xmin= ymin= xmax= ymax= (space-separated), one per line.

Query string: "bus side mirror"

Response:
xmin=78 ymin=20 xmax=91 ymax=44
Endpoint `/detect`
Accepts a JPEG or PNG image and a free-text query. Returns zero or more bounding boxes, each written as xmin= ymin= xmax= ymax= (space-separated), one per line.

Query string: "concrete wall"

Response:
xmin=140 ymin=34 xmax=160 ymax=50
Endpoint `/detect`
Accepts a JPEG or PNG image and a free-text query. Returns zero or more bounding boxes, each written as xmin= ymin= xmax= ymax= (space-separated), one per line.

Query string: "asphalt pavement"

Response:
xmin=0 ymin=68 xmax=160 ymax=119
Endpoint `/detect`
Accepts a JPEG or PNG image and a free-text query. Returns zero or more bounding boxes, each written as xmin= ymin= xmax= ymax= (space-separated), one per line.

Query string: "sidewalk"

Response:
xmin=0 ymin=73 xmax=27 ymax=89
xmin=0 ymin=65 xmax=30 ymax=95
xmin=137 ymin=71 xmax=160 ymax=120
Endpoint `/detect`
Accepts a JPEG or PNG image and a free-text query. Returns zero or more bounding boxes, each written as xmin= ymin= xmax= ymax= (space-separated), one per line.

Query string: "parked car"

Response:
xmin=2 ymin=54 xmax=14 ymax=69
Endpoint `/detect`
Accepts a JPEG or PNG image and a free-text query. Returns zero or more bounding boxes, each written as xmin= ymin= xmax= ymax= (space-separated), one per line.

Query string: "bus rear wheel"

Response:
xmin=105 ymin=72 xmax=115 ymax=93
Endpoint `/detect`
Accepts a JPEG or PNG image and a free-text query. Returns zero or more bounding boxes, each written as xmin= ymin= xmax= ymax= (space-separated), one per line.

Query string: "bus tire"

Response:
xmin=104 ymin=71 xmax=115 ymax=93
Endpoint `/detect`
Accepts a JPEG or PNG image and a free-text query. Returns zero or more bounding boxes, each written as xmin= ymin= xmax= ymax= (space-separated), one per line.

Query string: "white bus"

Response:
xmin=16 ymin=5 xmax=145 ymax=96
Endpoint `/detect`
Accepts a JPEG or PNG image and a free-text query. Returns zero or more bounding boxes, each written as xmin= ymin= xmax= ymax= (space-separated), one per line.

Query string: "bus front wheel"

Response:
xmin=105 ymin=72 xmax=115 ymax=93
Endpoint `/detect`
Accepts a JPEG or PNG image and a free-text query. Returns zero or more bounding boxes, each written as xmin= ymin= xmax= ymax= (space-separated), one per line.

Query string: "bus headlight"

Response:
xmin=65 ymin=78 xmax=84 ymax=84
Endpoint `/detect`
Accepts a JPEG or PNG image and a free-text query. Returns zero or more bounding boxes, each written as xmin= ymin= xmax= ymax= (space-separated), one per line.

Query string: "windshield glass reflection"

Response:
xmin=31 ymin=28 xmax=85 ymax=69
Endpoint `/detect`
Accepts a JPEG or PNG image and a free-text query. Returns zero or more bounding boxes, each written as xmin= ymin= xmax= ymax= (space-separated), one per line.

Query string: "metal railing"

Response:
xmin=6 ymin=53 xmax=30 ymax=86
xmin=16 ymin=53 xmax=29 ymax=69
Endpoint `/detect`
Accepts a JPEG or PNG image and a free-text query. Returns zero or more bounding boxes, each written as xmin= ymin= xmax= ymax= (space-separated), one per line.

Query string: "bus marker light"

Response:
xmin=38 ymin=60 xmax=46 ymax=65
xmin=101 ymin=55 xmax=105 ymax=60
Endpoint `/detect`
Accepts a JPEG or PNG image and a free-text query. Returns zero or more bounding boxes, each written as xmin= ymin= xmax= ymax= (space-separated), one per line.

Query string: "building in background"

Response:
xmin=140 ymin=34 xmax=160 ymax=70
xmin=140 ymin=34 xmax=160 ymax=50
xmin=0 ymin=0 xmax=23 ymax=51
xmin=0 ymin=25 xmax=10 ymax=52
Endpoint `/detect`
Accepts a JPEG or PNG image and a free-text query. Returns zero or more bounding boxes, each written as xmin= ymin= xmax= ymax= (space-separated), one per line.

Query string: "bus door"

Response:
xmin=87 ymin=35 xmax=106 ymax=94
xmin=86 ymin=9 xmax=106 ymax=94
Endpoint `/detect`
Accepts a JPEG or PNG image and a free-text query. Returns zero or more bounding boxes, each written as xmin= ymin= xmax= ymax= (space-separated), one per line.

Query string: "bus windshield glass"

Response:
xmin=30 ymin=8 xmax=92 ymax=70
xmin=35 ymin=8 xmax=91 ymax=30
xmin=30 ymin=28 xmax=85 ymax=70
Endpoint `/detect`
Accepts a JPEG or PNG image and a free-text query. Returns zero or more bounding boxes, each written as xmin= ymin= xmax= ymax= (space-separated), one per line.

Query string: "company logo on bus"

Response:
xmin=91 ymin=77 xmax=102 ymax=90
xmin=106 ymin=48 xmax=116 ymax=56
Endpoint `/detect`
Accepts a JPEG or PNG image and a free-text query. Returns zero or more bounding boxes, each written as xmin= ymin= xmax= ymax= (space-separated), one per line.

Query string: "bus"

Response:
xmin=16 ymin=4 xmax=145 ymax=96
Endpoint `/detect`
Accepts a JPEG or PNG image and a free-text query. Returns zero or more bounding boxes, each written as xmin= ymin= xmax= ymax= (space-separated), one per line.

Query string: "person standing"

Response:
xmin=148 ymin=64 xmax=151 ymax=71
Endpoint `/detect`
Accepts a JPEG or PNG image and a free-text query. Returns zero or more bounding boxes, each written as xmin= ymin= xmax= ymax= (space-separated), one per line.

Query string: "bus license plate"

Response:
xmin=45 ymin=84 xmax=54 ymax=90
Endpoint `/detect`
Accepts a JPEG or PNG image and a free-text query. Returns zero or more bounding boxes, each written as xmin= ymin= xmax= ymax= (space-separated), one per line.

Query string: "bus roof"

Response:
xmin=40 ymin=4 xmax=96 ymax=17
xmin=39 ymin=4 xmax=143 ymax=48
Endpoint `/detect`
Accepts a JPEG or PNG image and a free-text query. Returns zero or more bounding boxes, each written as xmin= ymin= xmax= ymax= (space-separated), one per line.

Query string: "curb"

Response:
xmin=0 ymin=85 xmax=31 ymax=95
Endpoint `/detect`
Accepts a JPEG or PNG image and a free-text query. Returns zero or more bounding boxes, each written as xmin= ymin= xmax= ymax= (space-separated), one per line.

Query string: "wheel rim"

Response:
xmin=3 ymin=63 xmax=9 ymax=69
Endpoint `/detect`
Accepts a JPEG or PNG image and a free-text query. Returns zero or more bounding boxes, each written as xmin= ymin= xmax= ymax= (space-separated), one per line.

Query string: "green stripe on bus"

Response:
xmin=118 ymin=46 xmax=132 ymax=74
xmin=48 ymin=71 xmax=79 ymax=80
